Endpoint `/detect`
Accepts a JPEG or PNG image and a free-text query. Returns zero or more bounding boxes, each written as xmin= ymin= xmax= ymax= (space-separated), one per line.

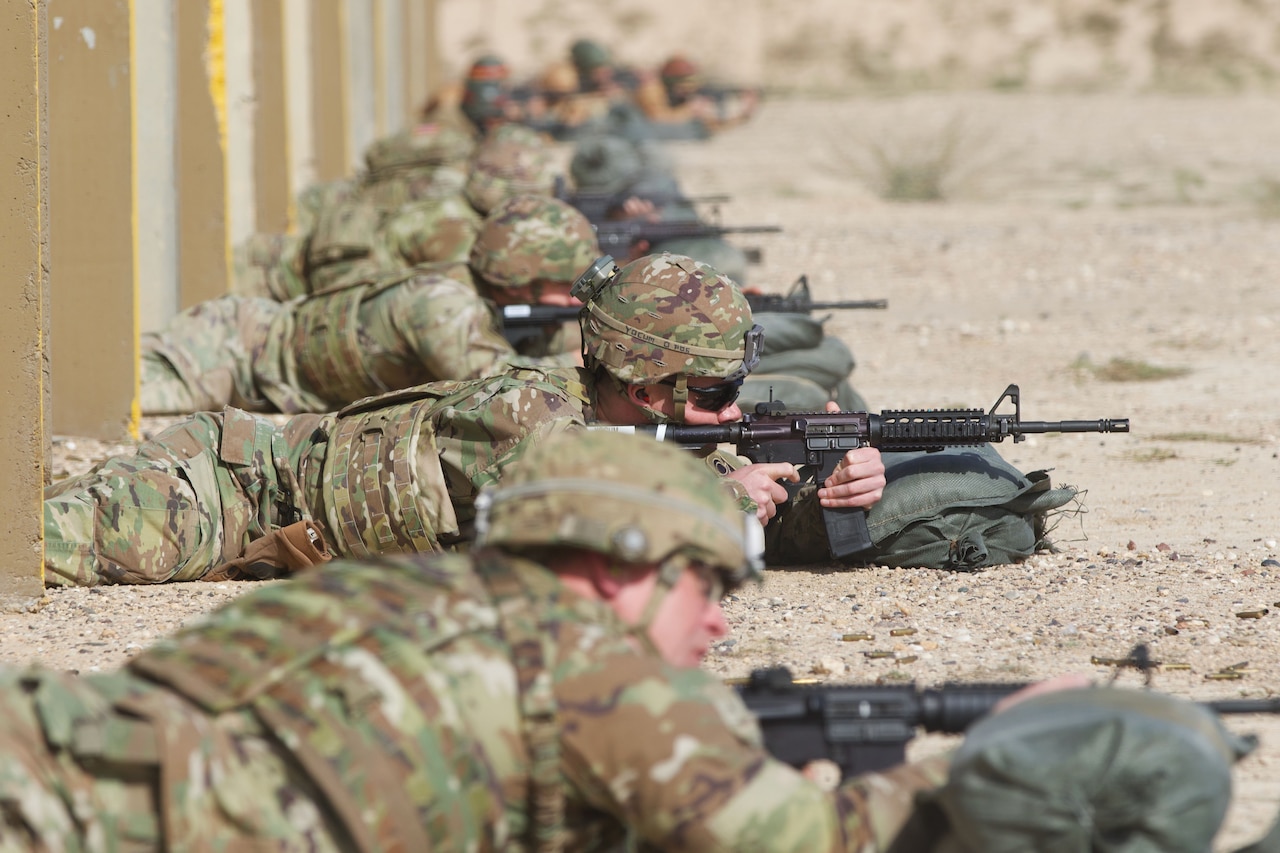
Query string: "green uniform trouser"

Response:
xmin=43 ymin=409 xmax=327 ymax=587
xmin=140 ymin=295 xmax=283 ymax=415
xmin=0 ymin=668 xmax=345 ymax=850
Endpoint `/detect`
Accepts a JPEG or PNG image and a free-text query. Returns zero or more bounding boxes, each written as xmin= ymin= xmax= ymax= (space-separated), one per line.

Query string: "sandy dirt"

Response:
xmin=10 ymin=93 xmax=1280 ymax=849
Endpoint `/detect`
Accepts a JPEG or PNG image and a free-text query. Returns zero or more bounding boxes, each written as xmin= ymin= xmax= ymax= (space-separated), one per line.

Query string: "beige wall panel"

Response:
xmin=176 ymin=0 xmax=229 ymax=308
xmin=310 ymin=0 xmax=349 ymax=182
xmin=403 ymin=0 xmax=432 ymax=120
xmin=344 ymin=0 xmax=376 ymax=173
xmin=0 ymin=0 xmax=50 ymax=600
xmin=48 ymin=0 xmax=137 ymax=439
xmin=251 ymin=1 xmax=290 ymax=235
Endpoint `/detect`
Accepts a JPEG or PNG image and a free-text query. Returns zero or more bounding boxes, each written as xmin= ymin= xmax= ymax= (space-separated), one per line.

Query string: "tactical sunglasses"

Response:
xmin=663 ymin=377 xmax=744 ymax=412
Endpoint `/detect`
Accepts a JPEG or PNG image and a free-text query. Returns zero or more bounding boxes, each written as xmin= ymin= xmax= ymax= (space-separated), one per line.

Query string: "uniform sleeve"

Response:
xmin=393 ymin=279 xmax=519 ymax=382
xmin=555 ymin=652 xmax=946 ymax=852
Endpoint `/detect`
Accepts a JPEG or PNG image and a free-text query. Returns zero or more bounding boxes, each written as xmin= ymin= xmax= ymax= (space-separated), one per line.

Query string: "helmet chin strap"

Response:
xmin=668 ymin=374 xmax=689 ymax=422
xmin=620 ymin=554 xmax=691 ymax=652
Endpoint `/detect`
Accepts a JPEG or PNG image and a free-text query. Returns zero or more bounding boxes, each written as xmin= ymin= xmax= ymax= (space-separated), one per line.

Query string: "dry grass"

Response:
xmin=1073 ymin=356 xmax=1192 ymax=382
xmin=827 ymin=110 xmax=1007 ymax=202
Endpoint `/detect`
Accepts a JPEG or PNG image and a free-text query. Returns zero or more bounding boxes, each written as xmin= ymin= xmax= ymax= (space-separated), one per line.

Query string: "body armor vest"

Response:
xmin=290 ymin=270 xmax=417 ymax=407
xmin=319 ymin=370 xmax=590 ymax=559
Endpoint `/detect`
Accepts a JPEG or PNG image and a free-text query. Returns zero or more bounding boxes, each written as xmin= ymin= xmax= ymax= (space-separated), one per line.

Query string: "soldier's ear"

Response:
xmin=588 ymin=554 xmax=627 ymax=598
xmin=624 ymin=384 xmax=651 ymax=406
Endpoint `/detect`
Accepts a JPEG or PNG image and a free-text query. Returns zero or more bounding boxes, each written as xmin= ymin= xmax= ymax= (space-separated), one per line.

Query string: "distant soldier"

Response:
xmin=13 ymin=431 xmax=1254 ymax=851
xmin=634 ymin=54 xmax=759 ymax=135
xmin=141 ymin=195 xmax=597 ymax=416
xmin=233 ymin=122 xmax=478 ymax=301
xmin=420 ymin=53 xmax=524 ymax=137
xmin=234 ymin=123 xmax=558 ymax=303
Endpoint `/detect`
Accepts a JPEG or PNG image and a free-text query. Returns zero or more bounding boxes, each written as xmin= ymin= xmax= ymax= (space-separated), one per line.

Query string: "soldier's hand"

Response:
xmin=817 ymin=447 xmax=884 ymax=509
xmin=801 ymin=758 xmax=842 ymax=792
xmin=728 ymin=462 xmax=799 ymax=524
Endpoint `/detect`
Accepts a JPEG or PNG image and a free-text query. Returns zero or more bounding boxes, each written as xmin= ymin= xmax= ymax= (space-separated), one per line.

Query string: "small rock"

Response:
xmin=812 ymin=657 xmax=848 ymax=676
xmin=1156 ymin=543 xmax=1172 ymax=552
xmin=1127 ymin=540 xmax=1137 ymax=551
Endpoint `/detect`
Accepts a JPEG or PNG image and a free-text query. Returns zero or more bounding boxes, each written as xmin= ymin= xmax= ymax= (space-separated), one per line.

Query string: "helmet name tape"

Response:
xmin=585 ymin=302 xmax=747 ymax=361
xmin=476 ymin=477 xmax=750 ymax=565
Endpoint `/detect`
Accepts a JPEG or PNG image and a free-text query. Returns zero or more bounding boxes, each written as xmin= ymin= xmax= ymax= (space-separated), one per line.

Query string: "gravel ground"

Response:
xmin=12 ymin=94 xmax=1280 ymax=850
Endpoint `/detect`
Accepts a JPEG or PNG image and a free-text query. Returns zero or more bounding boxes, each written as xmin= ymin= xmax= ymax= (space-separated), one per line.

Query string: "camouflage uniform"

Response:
xmin=25 ymin=434 xmax=952 ymax=849
xmin=232 ymin=124 xmax=477 ymax=301
xmin=47 ymin=253 xmax=764 ymax=586
xmin=141 ymin=264 xmax=515 ymax=415
xmin=15 ymin=436 xmax=948 ymax=850
xmin=141 ymin=196 xmax=598 ymax=416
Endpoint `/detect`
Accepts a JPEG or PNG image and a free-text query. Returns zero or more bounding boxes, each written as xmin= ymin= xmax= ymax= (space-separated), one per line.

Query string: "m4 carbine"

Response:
xmin=553 ymin=175 xmax=730 ymax=226
xmin=606 ymin=384 xmax=1130 ymax=559
xmin=737 ymin=656 xmax=1280 ymax=778
xmin=498 ymin=275 xmax=886 ymax=347
xmin=593 ymin=218 xmax=782 ymax=254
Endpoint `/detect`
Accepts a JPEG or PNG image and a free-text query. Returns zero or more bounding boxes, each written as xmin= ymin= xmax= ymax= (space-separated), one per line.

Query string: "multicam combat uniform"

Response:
xmin=145 ymin=194 xmax=597 ymax=417
xmin=141 ymin=262 xmax=519 ymax=415
xmin=1 ymin=551 xmax=948 ymax=849
xmin=233 ymin=124 xmax=478 ymax=302
xmin=48 ymin=253 xmax=779 ymax=587
xmin=47 ymin=363 xmax=593 ymax=586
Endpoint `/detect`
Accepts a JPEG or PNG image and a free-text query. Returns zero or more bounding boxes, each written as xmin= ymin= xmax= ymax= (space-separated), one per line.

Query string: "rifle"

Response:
xmin=745 ymin=274 xmax=887 ymax=314
xmin=498 ymin=278 xmax=886 ymax=347
xmin=593 ymin=219 xmax=782 ymax=254
xmin=603 ymin=384 xmax=1129 ymax=559
xmin=553 ymin=175 xmax=730 ymax=225
xmin=737 ymin=660 xmax=1280 ymax=779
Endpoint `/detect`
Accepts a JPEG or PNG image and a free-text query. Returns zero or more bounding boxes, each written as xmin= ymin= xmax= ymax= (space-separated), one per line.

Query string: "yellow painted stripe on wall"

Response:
xmin=128 ymin=0 xmax=141 ymax=439
xmin=206 ymin=0 xmax=232 ymax=286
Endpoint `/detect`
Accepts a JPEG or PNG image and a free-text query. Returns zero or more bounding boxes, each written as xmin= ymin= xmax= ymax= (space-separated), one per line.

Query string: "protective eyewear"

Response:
xmin=664 ymin=377 xmax=743 ymax=412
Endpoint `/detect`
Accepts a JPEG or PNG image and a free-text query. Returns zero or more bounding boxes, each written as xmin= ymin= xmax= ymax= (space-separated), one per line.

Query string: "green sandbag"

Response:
xmin=935 ymin=687 xmax=1253 ymax=853
xmin=864 ymin=444 xmax=1077 ymax=570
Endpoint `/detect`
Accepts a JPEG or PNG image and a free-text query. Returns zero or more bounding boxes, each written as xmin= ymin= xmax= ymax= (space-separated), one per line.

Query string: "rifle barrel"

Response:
xmin=1012 ymin=419 xmax=1131 ymax=434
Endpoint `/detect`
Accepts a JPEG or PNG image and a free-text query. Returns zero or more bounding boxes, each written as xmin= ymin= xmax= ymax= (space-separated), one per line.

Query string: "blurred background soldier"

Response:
xmin=420 ymin=53 xmax=525 ymax=137
xmin=633 ymin=54 xmax=760 ymax=136
xmin=140 ymin=195 xmax=597 ymax=416
xmin=233 ymin=122 xmax=477 ymax=301
xmin=233 ymin=123 xmax=558 ymax=304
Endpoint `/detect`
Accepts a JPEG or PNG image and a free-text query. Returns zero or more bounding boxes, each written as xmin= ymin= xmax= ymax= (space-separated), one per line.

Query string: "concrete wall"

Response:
xmin=0 ymin=0 xmax=51 ymax=603
xmin=46 ymin=0 xmax=436 ymax=441
xmin=0 ymin=1 xmax=436 ymax=589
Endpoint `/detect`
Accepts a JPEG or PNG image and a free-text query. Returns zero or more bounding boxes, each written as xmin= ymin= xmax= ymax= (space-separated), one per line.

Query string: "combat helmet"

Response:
xmin=575 ymin=252 xmax=763 ymax=420
xmin=569 ymin=135 xmax=644 ymax=194
xmin=469 ymin=195 xmax=599 ymax=291
xmin=570 ymin=39 xmax=611 ymax=77
xmin=384 ymin=195 xmax=484 ymax=266
xmin=363 ymin=124 xmax=475 ymax=178
xmin=464 ymin=130 xmax=559 ymax=215
xmin=466 ymin=54 xmax=510 ymax=82
xmin=474 ymin=429 xmax=764 ymax=596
